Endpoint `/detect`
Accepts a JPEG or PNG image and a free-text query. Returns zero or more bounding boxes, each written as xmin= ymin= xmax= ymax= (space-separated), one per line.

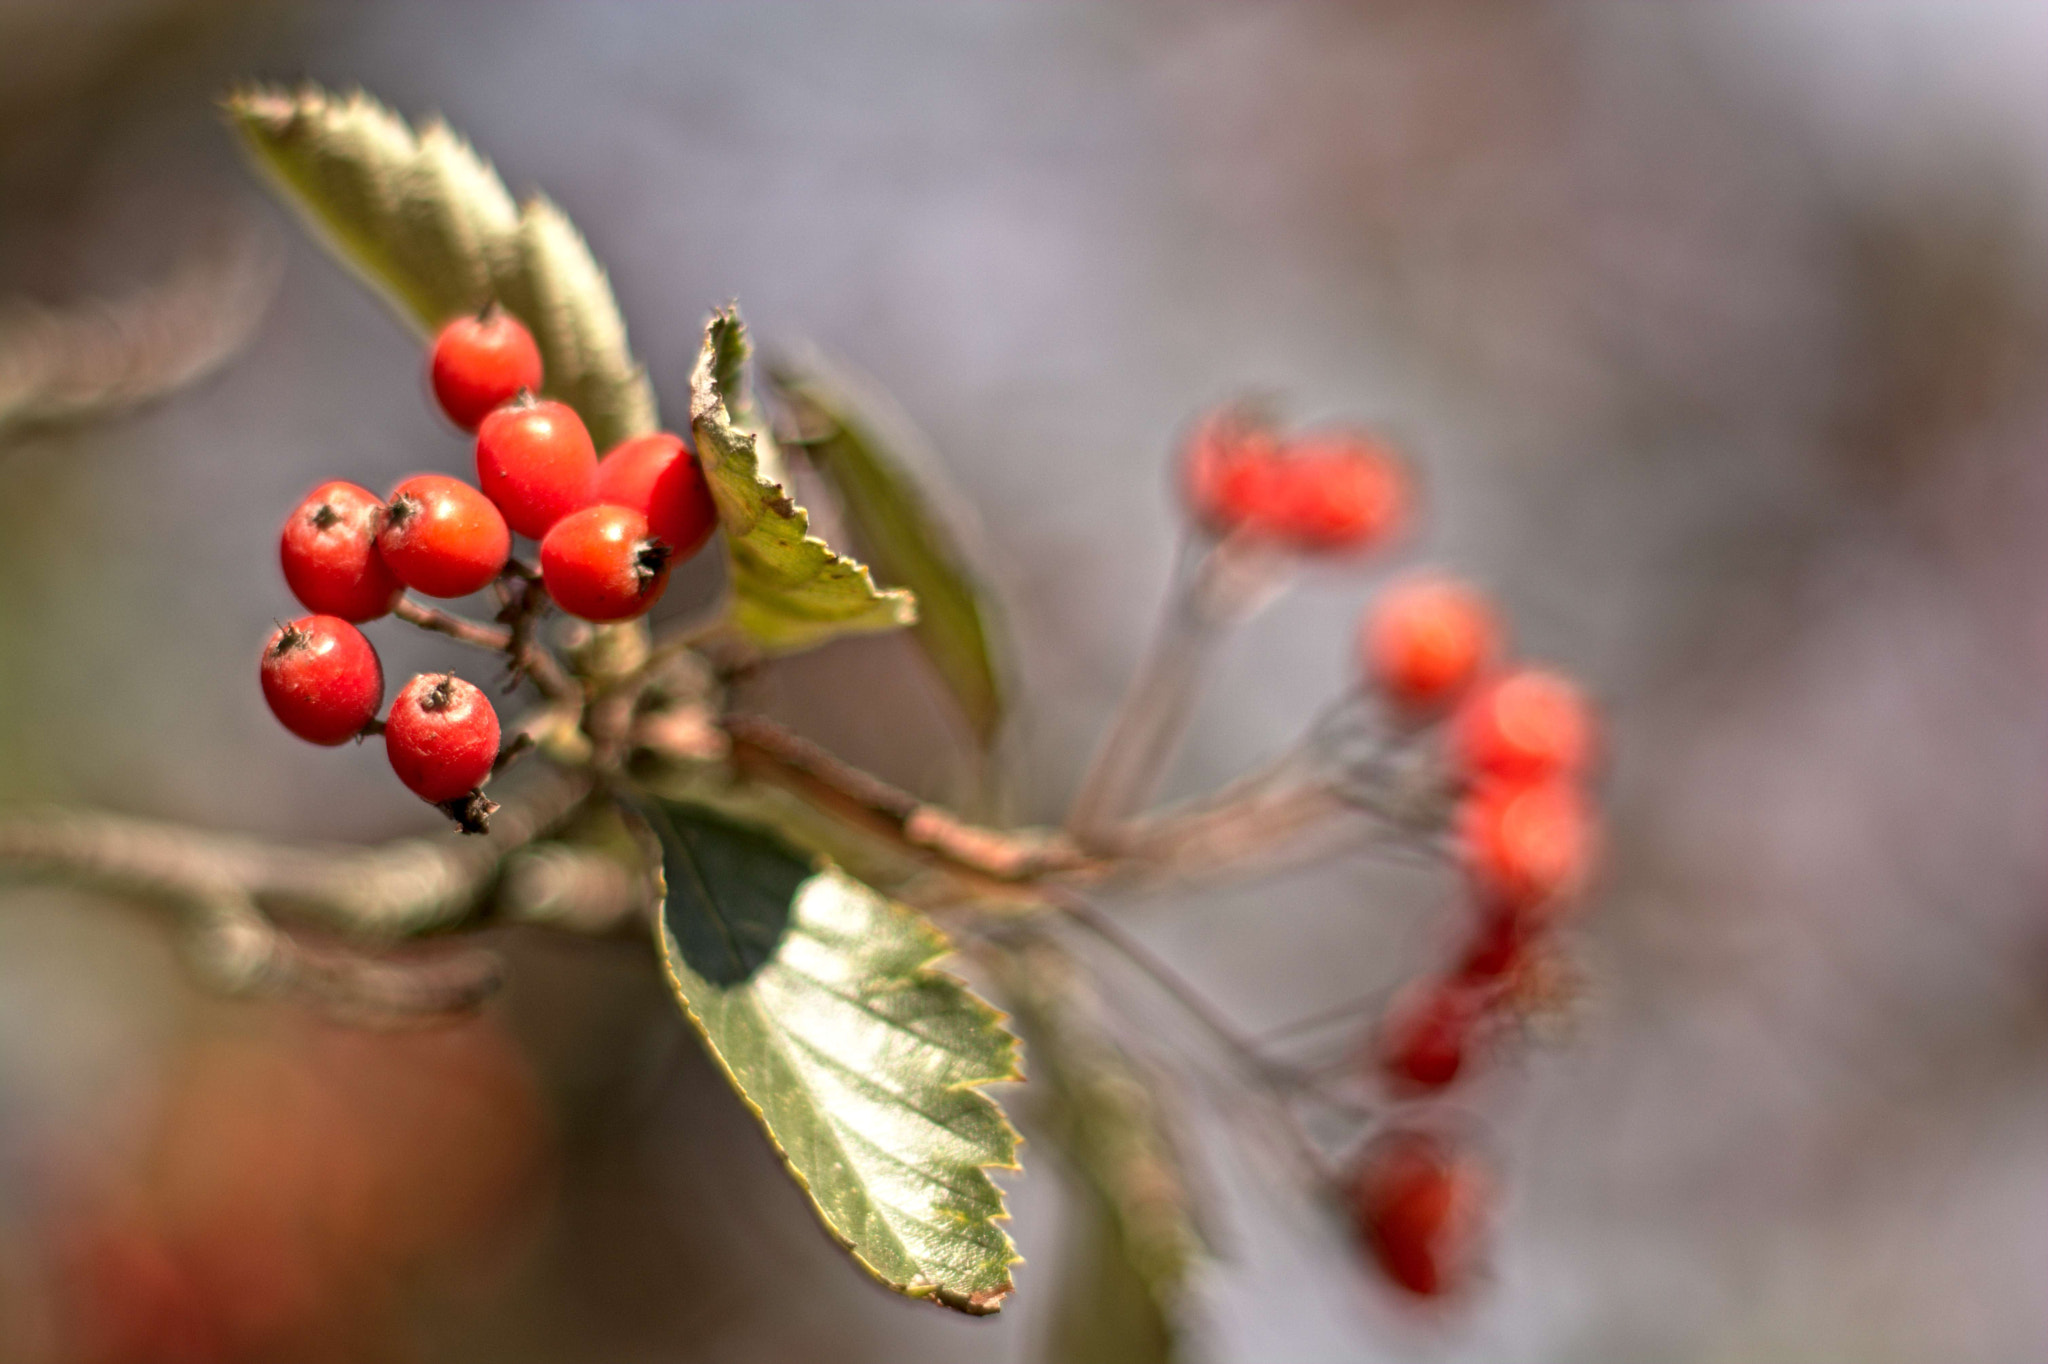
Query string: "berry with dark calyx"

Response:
xmin=1459 ymin=778 xmax=1595 ymax=919
xmin=376 ymin=474 xmax=511 ymax=599
xmin=592 ymin=432 xmax=719 ymax=560
xmin=384 ymin=674 xmax=500 ymax=815
xmin=1364 ymin=575 xmax=1497 ymax=712
xmin=1349 ymin=1129 xmax=1490 ymax=1298
xmin=539 ymin=504 xmax=673 ymax=622
xmin=260 ymin=616 xmax=383 ymax=746
xmin=1260 ymin=431 xmax=1408 ymax=554
xmin=1451 ymin=668 xmax=1594 ymax=782
xmin=429 ymin=305 xmax=543 ymax=431
xmin=278 ymin=480 xmax=403 ymax=622
xmin=1376 ymin=977 xmax=1490 ymax=1095
xmin=475 ymin=395 xmax=597 ymax=538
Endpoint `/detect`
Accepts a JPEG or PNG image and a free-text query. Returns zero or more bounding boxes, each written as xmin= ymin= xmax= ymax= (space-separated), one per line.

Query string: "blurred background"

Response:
xmin=1 ymin=2 xmax=2046 ymax=1360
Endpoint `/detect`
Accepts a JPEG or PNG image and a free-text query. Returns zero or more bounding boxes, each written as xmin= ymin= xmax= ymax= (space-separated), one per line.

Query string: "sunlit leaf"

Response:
xmin=226 ymin=83 xmax=657 ymax=449
xmin=644 ymin=799 xmax=1021 ymax=1313
xmin=768 ymin=357 xmax=1009 ymax=747
xmin=689 ymin=310 xmax=916 ymax=652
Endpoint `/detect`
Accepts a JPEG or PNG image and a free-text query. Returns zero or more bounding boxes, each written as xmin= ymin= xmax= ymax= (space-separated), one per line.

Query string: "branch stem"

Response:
xmin=1064 ymin=534 xmax=1294 ymax=850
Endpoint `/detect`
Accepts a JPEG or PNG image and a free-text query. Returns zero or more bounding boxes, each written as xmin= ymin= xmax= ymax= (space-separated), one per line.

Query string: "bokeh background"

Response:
xmin=2 ymin=2 xmax=2046 ymax=1360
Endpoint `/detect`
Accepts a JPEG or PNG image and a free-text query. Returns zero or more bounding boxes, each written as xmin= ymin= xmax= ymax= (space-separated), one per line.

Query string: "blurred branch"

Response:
xmin=718 ymin=711 xmax=1092 ymax=886
xmin=0 ymin=766 xmax=591 ymax=939
xmin=0 ymin=216 xmax=280 ymax=440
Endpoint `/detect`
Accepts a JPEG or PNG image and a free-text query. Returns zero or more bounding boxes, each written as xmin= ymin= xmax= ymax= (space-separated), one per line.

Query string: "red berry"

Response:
xmin=1376 ymin=977 xmax=1489 ymax=1094
xmin=1349 ymin=1130 xmax=1489 ymax=1297
xmin=429 ymin=306 xmax=543 ymax=431
xmin=539 ymin=504 xmax=673 ymax=623
xmin=1182 ymin=407 xmax=1285 ymax=534
xmin=260 ymin=616 xmax=383 ymax=746
xmin=1459 ymin=778 xmax=1594 ymax=918
xmin=1451 ymin=669 xmax=1594 ymax=781
xmin=1363 ymin=576 xmax=1497 ymax=711
xmin=592 ymin=432 xmax=719 ymax=560
xmin=475 ymin=396 xmax=596 ymax=538
xmin=277 ymin=480 xmax=403 ymax=622
xmin=1260 ymin=432 xmax=1407 ymax=553
xmin=384 ymin=674 xmax=499 ymax=803
xmin=376 ymin=474 xmax=511 ymax=599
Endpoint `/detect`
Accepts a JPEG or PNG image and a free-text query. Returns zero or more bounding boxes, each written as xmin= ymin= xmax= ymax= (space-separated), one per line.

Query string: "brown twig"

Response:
xmin=718 ymin=712 xmax=1092 ymax=886
xmin=0 ymin=766 xmax=591 ymax=939
xmin=393 ymin=595 xmax=578 ymax=704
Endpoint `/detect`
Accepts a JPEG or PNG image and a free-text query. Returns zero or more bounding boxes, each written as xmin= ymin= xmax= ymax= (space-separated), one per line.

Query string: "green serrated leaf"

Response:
xmin=226 ymin=83 xmax=657 ymax=449
xmin=690 ymin=309 xmax=916 ymax=654
xmin=767 ymin=357 xmax=1009 ymax=748
xmin=644 ymin=800 xmax=1021 ymax=1313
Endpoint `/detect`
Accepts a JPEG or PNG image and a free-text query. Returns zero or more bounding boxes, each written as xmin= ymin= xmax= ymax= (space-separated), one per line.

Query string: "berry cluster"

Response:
xmin=260 ymin=307 xmax=719 ymax=827
xmin=1349 ymin=579 xmax=1598 ymax=1296
xmin=1178 ymin=407 xmax=1600 ymax=1301
xmin=1182 ymin=404 xmax=1408 ymax=554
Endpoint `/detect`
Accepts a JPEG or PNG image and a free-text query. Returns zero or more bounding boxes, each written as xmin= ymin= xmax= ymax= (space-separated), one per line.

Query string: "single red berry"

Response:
xmin=1376 ymin=977 xmax=1490 ymax=1094
xmin=592 ymin=432 xmax=719 ymax=560
xmin=260 ymin=615 xmax=383 ymax=746
xmin=1349 ymin=1130 xmax=1489 ymax=1298
xmin=1259 ymin=432 xmax=1407 ymax=554
xmin=429 ymin=306 xmax=544 ymax=431
xmin=278 ymin=480 xmax=403 ymax=622
xmin=1364 ymin=576 xmax=1497 ymax=711
xmin=1181 ymin=407 xmax=1286 ymax=534
xmin=376 ymin=474 xmax=511 ymax=599
xmin=1451 ymin=669 xmax=1595 ymax=781
xmin=1459 ymin=778 xmax=1595 ymax=918
xmin=475 ymin=395 xmax=596 ymax=538
xmin=384 ymin=673 xmax=500 ymax=803
xmin=539 ymin=503 xmax=673 ymax=622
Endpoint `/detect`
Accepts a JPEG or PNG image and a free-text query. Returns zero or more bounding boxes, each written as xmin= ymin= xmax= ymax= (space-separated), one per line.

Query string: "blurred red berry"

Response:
xmin=540 ymin=503 xmax=673 ymax=623
xmin=278 ymin=481 xmax=403 ymax=623
xmin=1182 ymin=407 xmax=1286 ymax=534
xmin=1261 ymin=432 xmax=1407 ymax=553
xmin=429 ymin=306 xmax=543 ymax=431
xmin=259 ymin=616 xmax=383 ymax=746
xmin=376 ymin=474 xmax=510 ymax=599
xmin=1452 ymin=668 xmax=1594 ymax=781
xmin=1460 ymin=778 xmax=1594 ymax=917
xmin=384 ymin=674 xmax=499 ymax=803
xmin=475 ymin=396 xmax=596 ymax=538
xmin=1376 ymin=977 xmax=1490 ymax=1094
xmin=1349 ymin=1130 xmax=1489 ymax=1298
xmin=1363 ymin=575 xmax=1497 ymax=711
xmin=592 ymin=431 xmax=719 ymax=560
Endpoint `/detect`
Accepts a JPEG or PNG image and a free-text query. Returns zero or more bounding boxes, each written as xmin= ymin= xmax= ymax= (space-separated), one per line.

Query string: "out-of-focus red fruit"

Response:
xmin=1260 ymin=431 xmax=1407 ymax=553
xmin=1363 ymin=575 xmax=1498 ymax=711
xmin=1452 ymin=668 xmax=1594 ymax=781
xmin=1459 ymin=778 xmax=1596 ymax=918
xmin=1349 ymin=1129 xmax=1490 ymax=1298
xmin=1376 ymin=977 xmax=1490 ymax=1094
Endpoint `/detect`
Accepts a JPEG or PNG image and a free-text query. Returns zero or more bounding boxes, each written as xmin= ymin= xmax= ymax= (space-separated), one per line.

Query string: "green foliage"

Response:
xmin=645 ymin=800 xmax=1023 ymax=1313
xmin=226 ymin=84 xmax=656 ymax=449
xmin=768 ymin=358 xmax=1009 ymax=747
xmin=690 ymin=311 xmax=917 ymax=653
xmin=1002 ymin=939 xmax=1206 ymax=1355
